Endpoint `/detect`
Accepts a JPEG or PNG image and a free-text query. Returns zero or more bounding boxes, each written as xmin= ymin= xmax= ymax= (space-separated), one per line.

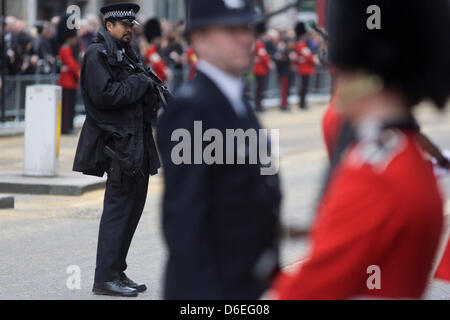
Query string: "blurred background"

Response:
xmin=1 ymin=1 xmax=450 ymax=300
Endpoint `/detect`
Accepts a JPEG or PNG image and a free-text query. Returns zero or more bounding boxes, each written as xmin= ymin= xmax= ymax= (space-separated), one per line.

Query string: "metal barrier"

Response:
xmin=250 ymin=65 xmax=332 ymax=100
xmin=0 ymin=66 xmax=332 ymax=122
xmin=168 ymin=65 xmax=332 ymax=102
xmin=1 ymin=74 xmax=59 ymax=121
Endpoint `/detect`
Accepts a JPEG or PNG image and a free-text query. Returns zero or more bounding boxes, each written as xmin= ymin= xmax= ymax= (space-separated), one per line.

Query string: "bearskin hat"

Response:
xmin=144 ymin=17 xmax=162 ymax=43
xmin=328 ymin=0 xmax=450 ymax=108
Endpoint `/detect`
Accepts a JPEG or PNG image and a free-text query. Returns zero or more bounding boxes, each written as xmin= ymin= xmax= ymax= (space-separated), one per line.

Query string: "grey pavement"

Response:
xmin=0 ymin=172 xmax=106 ymax=196
xmin=1 ymin=102 xmax=450 ymax=299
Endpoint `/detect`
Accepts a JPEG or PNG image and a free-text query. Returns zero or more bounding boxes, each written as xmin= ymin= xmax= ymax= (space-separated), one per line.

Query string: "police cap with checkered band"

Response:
xmin=185 ymin=0 xmax=260 ymax=33
xmin=100 ymin=3 xmax=140 ymax=26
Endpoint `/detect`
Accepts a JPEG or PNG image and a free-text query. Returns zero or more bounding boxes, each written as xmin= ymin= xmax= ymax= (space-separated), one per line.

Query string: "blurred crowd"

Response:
xmin=1 ymin=14 xmax=100 ymax=76
xmin=0 ymin=14 xmax=329 ymax=90
xmin=252 ymin=21 xmax=330 ymax=111
xmin=0 ymin=13 xmax=332 ymax=130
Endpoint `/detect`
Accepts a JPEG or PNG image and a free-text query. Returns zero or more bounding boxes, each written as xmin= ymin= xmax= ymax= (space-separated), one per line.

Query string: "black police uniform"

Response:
xmin=158 ymin=70 xmax=282 ymax=300
xmin=157 ymin=0 xmax=282 ymax=300
xmin=72 ymin=4 xmax=160 ymax=291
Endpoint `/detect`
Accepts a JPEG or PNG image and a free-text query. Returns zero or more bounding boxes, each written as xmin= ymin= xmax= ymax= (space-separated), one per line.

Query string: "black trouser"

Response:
xmin=94 ymin=155 xmax=150 ymax=283
xmin=299 ymin=75 xmax=310 ymax=109
xmin=61 ymin=88 xmax=76 ymax=134
xmin=172 ymin=68 xmax=184 ymax=93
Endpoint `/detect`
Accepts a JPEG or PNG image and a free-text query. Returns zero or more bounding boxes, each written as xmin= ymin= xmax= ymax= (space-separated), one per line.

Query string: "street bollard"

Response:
xmin=24 ymin=85 xmax=62 ymax=177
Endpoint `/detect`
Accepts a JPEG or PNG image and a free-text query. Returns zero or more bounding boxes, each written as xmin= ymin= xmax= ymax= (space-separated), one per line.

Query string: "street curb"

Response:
xmin=0 ymin=195 xmax=14 ymax=209
xmin=0 ymin=172 xmax=106 ymax=196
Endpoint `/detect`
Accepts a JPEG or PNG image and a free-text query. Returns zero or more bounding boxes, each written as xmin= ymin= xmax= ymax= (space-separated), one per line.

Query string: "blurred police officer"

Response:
xmin=157 ymin=0 xmax=282 ymax=299
xmin=73 ymin=3 xmax=161 ymax=297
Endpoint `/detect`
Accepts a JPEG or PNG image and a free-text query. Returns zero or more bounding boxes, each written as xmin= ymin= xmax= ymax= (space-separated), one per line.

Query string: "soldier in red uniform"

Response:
xmin=57 ymin=15 xmax=81 ymax=134
xmin=273 ymin=31 xmax=293 ymax=111
xmin=186 ymin=46 xmax=198 ymax=80
xmin=144 ymin=18 xmax=168 ymax=83
xmin=253 ymin=22 xmax=272 ymax=112
xmin=269 ymin=0 xmax=450 ymax=300
xmin=292 ymin=22 xmax=318 ymax=110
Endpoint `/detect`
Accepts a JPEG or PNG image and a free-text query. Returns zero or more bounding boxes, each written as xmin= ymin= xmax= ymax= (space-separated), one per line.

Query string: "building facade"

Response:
xmin=4 ymin=0 xmax=186 ymax=27
xmin=5 ymin=0 xmax=321 ymax=29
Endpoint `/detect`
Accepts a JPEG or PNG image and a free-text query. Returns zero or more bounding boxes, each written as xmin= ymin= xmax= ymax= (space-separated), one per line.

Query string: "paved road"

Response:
xmin=1 ymin=102 xmax=450 ymax=300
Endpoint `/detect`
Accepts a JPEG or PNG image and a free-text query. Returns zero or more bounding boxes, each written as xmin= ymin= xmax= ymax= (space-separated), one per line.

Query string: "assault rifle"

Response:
xmin=122 ymin=49 xmax=173 ymax=111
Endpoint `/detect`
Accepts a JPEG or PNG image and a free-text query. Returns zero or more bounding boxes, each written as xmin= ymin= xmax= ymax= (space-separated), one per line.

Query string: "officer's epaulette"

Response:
xmin=346 ymin=128 xmax=408 ymax=173
xmin=97 ymin=44 xmax=108 ymax=56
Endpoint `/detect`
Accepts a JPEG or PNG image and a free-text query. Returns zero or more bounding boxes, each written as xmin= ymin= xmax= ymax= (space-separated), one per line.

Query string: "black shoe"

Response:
xmin=92 ymin=280 xmax=138 ymax=297
xmin=120 ymin=274 xmax=147 ymax=293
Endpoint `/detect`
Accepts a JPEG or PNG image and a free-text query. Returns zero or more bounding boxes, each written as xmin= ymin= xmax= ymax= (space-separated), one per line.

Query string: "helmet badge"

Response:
xmin=222 ymin=0 xmax=246 ymax=9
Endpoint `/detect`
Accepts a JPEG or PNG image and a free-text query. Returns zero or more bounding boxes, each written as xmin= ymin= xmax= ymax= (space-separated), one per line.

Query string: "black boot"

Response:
xmin=120 ymin=273 xmax=147 ymax=293
xmin=93 ymin=280 xmax=138 ymax=297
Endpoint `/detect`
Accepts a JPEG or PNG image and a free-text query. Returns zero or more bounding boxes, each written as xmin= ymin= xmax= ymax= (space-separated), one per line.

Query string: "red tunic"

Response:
xmin=186 ymin=47 xmax=198 ymax=80
xmin=253 ymin=41 xmax=271 ymax=76
xmin=293 ymin=41 xmax=316 ymax=76
xmin=273 ymin=131 xmax=444 ymax=299
xmin=58 ymin=45 xmax=80 ymax=89
xmin=145 ymin=44 xmax=168 ymax=83
xmin=322 ymin=89 xmax=343 ymax=160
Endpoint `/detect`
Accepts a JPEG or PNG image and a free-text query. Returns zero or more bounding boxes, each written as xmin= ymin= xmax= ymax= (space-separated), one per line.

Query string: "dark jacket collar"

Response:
xmin=95 ymin=27 xmax=127 ymax=56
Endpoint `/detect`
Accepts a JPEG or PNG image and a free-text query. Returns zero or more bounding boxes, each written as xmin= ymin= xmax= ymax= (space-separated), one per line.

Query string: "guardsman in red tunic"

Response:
xmin=57 ymin=15 xmax=81 ymax=134
xmin=274 ymin=120 xmax=444 ymax=299
xmin=253 ymin=22 xmax=272 ymax=112
xmin=144 ymin=18 xmax=168 ymax=83
xmin=269 ymin=0 xmax=450 ymax=300
xmin=292 ymin=22 xmax=318 ymax=110
xmin=273 ymin=31 xmax=293 ymax=111
xmin=186 ymin=46 xmax=198 ymax=80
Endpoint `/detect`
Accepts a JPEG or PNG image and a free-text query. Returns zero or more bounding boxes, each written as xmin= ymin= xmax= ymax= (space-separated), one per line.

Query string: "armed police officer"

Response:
xmin=73 ymin=3 xmax=165 ymax=297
